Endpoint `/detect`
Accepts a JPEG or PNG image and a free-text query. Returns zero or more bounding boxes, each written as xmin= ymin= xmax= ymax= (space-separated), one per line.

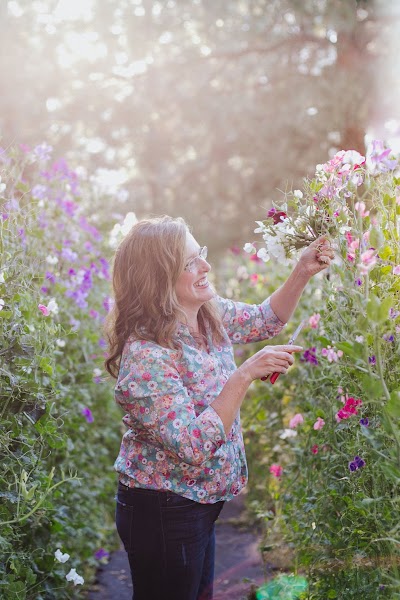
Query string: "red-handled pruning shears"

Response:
xmin=261 ymin=319 xmax=306 ymax=385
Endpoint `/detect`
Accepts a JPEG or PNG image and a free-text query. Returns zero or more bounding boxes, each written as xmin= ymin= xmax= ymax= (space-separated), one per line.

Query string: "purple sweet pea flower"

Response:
xmin=348 ymin=455 xmax=366 ymax=472
xmin=383 ymin=333 xmax=394 ymax=342
xmin=81 ymin=407 xmax=94 ymax=423
xmin=367 ymin=140 xmax=398 ymax=173
xmin=359 ymin=418 xmax=369 ymax=427
xmin=94 ymin=548 xmax=110 ymax=560
xmin=369 ymin=355 xmax=376 ymax=365
xmin=301 ymin=347 xmax=318 ymax=365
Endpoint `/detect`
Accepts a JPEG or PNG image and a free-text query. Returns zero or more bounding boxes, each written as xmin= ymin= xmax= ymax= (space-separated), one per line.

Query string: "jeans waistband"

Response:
xmin=118 ymin=482 xmax=168 ymax=495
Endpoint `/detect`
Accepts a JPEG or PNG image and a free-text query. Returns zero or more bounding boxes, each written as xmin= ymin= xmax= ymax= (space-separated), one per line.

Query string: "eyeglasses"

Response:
xmin=184 ymin=246 xmax=208 ymax=272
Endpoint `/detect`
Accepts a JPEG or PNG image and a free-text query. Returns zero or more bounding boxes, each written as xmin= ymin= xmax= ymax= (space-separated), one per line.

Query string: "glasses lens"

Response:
xmin=200 ymin=246 xmax=208 ymax=260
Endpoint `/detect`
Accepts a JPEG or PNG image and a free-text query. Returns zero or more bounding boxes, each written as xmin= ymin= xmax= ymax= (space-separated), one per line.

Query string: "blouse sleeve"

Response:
xmin=116 ymin=341 xmax=227 ymax=467
xmin=216 ymin=295 xmax=286 ymax=344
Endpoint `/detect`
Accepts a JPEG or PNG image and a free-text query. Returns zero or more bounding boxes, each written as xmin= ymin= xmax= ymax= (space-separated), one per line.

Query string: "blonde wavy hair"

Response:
xmin=104 ymin=215 xmax=225 ymax=378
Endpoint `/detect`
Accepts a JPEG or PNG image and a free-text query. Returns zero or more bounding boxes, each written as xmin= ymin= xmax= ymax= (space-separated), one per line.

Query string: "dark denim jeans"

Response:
xmin=115 ymin=482 xmax=225 ymax=600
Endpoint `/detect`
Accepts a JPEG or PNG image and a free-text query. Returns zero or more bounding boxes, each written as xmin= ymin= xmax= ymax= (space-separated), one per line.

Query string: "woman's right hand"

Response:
xmin=239 ymin=344 xmax=303 ymax=383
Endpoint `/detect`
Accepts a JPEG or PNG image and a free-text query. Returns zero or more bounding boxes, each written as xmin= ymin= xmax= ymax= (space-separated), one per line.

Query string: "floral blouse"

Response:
xmin=114 ymin=296 xmax=285 ymax=504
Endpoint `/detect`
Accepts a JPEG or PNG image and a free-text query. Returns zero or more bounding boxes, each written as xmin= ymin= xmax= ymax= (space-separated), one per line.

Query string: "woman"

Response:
xmin=105 ymin=215 xmax=333 ymax=600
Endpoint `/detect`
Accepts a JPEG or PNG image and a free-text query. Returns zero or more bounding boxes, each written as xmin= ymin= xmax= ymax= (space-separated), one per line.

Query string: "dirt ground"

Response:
xmin=87 ymin=493 xmax=268 ymax=600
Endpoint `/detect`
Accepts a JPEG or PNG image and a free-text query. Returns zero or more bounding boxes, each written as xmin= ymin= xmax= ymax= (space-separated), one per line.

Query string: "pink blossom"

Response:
xmin=321 ymin=346 xmax=343 ymax=363
xmin=269 ymin=464 xmax=283 ymax=478
xmin=309 ymin=313 xmax=321 ymax=329
xmin=313 ymin=417 xmax=325 ymax=430
xmin=359 ymin=249 xmax=377 ymax=274
xmin=354 ymin=201 xmax=370 ymax=218
xmin=38 ymin=303 xmax=50 ymax=316
xmin=289 ymin=413 xmax=304 ymax=428
xmin=393 ymin=265 xmax=400 ymax=275
xmin=311 ymin=445 xmax=319 ymax=454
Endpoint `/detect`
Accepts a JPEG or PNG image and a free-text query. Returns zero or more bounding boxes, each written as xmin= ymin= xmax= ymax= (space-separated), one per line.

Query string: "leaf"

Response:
xmin=370 ymin=227 xmax=384 ymax=250
xmin=386 ymin=390 xmax=400 ymax=418
xmin=0 ymin=310 xmax=12 ymax=319
xmin=366 ymin=293 xmax=381 ymax=323
xmin=39 ymin=357 xmax=53 ymax=376
xmin=335 ymin=341 xmax=360 ymax=359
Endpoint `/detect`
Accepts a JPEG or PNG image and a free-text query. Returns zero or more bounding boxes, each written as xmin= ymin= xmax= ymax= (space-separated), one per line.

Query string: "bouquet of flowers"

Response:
xmin=245 ymin=140 xmax=398 ymax=266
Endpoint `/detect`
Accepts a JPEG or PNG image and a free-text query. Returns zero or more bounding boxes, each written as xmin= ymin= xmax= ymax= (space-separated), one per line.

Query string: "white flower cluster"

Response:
xmin=109 ymin=211 xmax=138 ymax=248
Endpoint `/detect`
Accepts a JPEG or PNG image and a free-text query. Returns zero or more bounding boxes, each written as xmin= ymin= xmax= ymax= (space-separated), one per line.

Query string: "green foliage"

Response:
xmin=0 ymin=145 xmax=121 ymax=598
xmin=218 ymin=166 xmax=400 ymax=598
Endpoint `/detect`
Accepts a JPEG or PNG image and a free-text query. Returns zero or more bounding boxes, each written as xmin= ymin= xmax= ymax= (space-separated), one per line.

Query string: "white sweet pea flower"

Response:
xmin=256 ymin=247 xmax=270 ymax=262
xmin=0 ymin=299 xmax=4 ymax=311
xmin=355 ymin=335 xmax=364 ymax=343
xmin=65 ymin=568 xmax=84 ymax=585
xmin=54 ymin=549 xmax=70 ymax=563
xmin=47 ymin=298 xmax=59 ymax=315
xmin=93 ymin=368 xmax=102 ymax=378
xmin=293 ymin=189 xmax=303 ymax=199
xmin=46 ymin=255 xmax=58 ymax=265
xmin=0 ymin=177 xmax=6 ymax=194
xmin=0 ymin=272 xmax=5 ymax=283
xmin=279 ymin=429 xmax=298 ymax=439
xmin=56 ymin=339 xmax=66 ymax=348
xmin=243 ymin=242 xmax=256 ymax=254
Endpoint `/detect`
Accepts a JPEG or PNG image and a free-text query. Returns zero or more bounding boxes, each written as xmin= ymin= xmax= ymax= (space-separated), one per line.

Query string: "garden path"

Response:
xmin=87 ymin=492 xmax=266 ymax=600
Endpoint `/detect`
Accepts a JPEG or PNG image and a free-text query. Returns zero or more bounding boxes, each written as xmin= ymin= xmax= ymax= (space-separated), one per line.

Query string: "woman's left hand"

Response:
xmin=297 ymin=236 xmax=335 ymax=279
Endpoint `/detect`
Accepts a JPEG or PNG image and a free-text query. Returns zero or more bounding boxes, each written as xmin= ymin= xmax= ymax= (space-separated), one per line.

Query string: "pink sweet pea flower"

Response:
xmin=309 ymin=313 xmax=321 ymax=329
xmin=38 ymin=303 xmax=50 ymax=316
xmin=393 ymin=265 xmax=400 ymax=275
xmin=311 ymin=445 xmax=319 ymax=454
xmin=321 ymin=346 xmax=343 ymax=362
xmin=359 ymin=249 xmax=377 ymax=274
xmin=354 ymin=201 xmax=370 ymax=218
xmin=269 ymin=464 xmax=283 ymax=478
xmin=289 ymin=413 xmax=304 ymax=428
xmin=313 ymin=417 xmax=325 ymax=430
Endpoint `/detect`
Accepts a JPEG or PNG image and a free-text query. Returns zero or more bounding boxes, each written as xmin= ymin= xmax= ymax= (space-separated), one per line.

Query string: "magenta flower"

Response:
xmin=311 ymin=445 xmax=319 ymax=455
xmin=267 ymin=208 xmax=287 ymax=225
xmin=269 ymin=464 xmax=283 ymax=478
xmin=81 ymin=407 xmax=94 ymax=423
xmin=336 ymin=397 xmax=362 ymax=422
xmin=289 ymin=413 xmax=304 ymax=429
xmin=313 ymin=417 xmax=325 ymax=430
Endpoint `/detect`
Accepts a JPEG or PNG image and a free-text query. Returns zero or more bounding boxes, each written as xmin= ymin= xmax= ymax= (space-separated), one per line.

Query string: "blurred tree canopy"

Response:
xmin=0 ymin=0 xmax=395 ymax=249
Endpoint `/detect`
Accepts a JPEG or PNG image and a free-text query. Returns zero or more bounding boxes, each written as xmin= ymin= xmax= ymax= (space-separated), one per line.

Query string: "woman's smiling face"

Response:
xmin=175 ymin=231 xmax=214 ymax=316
